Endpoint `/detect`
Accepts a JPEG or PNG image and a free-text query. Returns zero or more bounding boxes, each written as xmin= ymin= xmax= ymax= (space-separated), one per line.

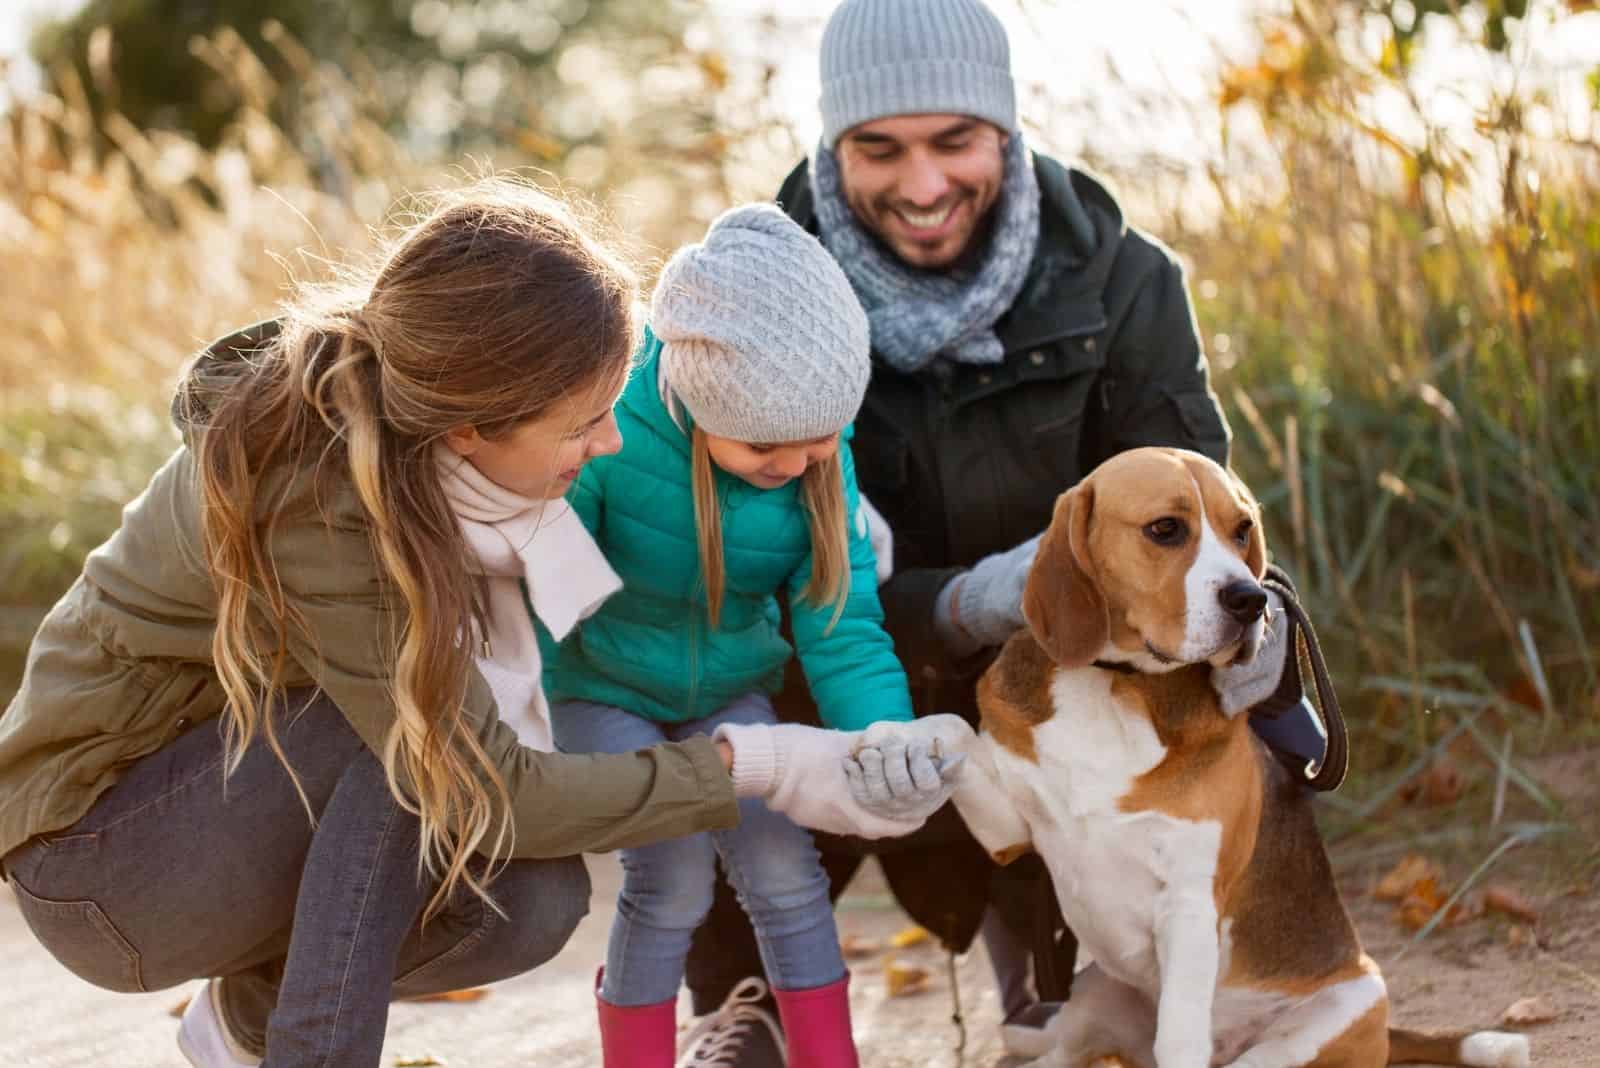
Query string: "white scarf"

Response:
xmin=433 ymin=444 xmax=621 ymax=751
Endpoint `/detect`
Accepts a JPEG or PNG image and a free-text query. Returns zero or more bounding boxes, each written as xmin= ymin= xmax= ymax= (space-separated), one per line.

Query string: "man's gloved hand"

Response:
xmin=1213 ymin=588 xmax=1299 ymax=716
xmin=938 ymin=533 xmax=1044 ymax=650
xmin=714 ymin=722 xmax=939 ymax=839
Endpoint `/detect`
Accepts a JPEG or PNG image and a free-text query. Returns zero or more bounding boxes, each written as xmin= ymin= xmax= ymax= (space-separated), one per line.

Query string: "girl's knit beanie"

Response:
xmin=652 ymin=203 xmax=871 ymax=443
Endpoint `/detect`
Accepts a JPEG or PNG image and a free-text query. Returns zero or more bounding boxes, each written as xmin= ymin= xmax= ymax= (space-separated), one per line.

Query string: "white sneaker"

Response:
xmin=177 ymin=979 xmax=264 ymax=1068
xmin=676 ymin=977 xmax=787 ymax=1067
xmin=999 ymin=1000 xmax=1062 ymax=1059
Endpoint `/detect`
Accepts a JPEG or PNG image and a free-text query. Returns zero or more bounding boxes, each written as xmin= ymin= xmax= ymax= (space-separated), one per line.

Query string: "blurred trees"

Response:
xmin=30 ymin=0 xmax=609 ymax=148
xmin=22 ymin=0 xmax=776 ymax=252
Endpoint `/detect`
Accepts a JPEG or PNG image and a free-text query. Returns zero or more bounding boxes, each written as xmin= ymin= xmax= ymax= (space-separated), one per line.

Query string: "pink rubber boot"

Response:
xmin=594 ymin=968 xmax=676 ymax=1068
xmin=773 ymin=974 xmax=859 ymax=1067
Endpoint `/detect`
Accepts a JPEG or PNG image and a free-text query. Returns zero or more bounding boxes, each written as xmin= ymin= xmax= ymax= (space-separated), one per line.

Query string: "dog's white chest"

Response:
xmin=989 ymin=669 xmax=1224 ymax=993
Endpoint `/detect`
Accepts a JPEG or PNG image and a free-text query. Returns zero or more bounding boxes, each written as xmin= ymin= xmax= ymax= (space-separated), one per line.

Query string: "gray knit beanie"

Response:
xmin=819 ymin=0 xmax=1016 ymax=146
xmin=652 ymin=203 xmax=871 ymax=443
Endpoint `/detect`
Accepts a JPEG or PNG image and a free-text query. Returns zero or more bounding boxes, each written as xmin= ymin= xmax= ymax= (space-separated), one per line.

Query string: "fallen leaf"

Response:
xmin=889 ymin=924 xmax=930 ymax=949
xmin=839 ymin=933 xmax=883 ymax=960
xmin=1502 ymin=675 xmax=1546 ymax=712
xmin=1484 ymin=884 xmax=1541 ymax=925
xmin=1398 ymin=876 xmax=1451 ymax=930
xmin=884 ymin=960 xmax=931 ymax=997
xmin=1501 ymin=996 xmax=1559 ymax=1026
xmin=1425 ymin=760 xmax=1466 ymax=805
xmin=394 ymin=1056 xmax=447 ymax=1067
xmin=1375 ymin=855 xmax=1443 ymax=902
xmin=1507 ymin=924 xmax=1529 ymax=948
xmin=404 ymin=987 xmax=489 ymax=1004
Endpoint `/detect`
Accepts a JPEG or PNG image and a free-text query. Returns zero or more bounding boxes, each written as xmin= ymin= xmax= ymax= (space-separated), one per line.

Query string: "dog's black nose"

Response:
xmin=1219 ymin=580 xmax=1267 ymax=624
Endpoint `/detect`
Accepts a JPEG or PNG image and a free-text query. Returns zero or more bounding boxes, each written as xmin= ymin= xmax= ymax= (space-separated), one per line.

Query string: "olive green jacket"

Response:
xmin=0 ymin=323 xmax=738 ymax=865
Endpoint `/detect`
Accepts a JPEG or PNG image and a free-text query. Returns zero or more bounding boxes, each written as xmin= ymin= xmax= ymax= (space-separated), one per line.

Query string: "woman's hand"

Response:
xmin=713 ymin=722 xmax=959 ymax=839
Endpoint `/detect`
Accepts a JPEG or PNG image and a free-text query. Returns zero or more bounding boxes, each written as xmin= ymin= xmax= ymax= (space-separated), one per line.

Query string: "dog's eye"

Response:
xmin=1233 ymin=518 xmax=1254 ymax=547
xmin=1143 ymin=517 xmax=1187 ymax=546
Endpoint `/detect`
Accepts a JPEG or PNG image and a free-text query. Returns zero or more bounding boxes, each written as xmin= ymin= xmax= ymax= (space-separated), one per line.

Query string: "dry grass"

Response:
xmin=0 ymin=50 xmax=403 ymax=622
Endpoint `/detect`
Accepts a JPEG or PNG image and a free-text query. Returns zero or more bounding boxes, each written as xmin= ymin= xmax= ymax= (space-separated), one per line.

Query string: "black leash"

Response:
xmin=1032 ymin=877 xmax=1078 ymax=1003
xmin=1262 ymin=564 xmax=1349 ymax=792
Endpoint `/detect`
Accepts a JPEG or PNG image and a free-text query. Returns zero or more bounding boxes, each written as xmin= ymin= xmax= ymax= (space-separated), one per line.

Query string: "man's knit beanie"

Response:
xmin=652 ymin=203 xmax=871 ymax=444
xmin=819 ymin=0 xmax=1016 ymax=146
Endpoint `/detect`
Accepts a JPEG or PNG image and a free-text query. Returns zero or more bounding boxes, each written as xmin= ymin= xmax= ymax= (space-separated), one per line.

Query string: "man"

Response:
xmin=679 ymin=0 xmax=1329 ymax=1062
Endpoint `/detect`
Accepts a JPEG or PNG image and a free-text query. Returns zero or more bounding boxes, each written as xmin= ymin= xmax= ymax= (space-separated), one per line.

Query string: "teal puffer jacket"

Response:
xmin=538 ymin=331 xmax=912 ymax=730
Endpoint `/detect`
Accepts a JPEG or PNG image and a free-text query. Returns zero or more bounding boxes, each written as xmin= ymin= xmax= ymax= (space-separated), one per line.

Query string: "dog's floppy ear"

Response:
xmin=1022 ymin=481 xmax=1109 ymax=668
xmin=1229 ymin=468 xmax=1268 ymax=578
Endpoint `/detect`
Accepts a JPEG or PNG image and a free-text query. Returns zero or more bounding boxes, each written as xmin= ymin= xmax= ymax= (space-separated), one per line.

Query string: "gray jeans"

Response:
xmin=2 ymin=689 xmax=590 ymax=1067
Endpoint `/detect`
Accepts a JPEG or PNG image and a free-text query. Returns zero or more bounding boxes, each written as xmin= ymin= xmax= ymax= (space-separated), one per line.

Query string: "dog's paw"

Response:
xmin=854 ymin=713 xmax=977 ymax=760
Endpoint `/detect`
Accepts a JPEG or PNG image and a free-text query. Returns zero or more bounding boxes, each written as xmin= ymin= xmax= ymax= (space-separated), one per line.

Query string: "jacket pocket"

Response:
xmin=132 ymin=661 xmax=220 ymax=732
xmin=9 ymin=875 xmax=146 ymax=993
xmin=1017 ymin=373 xmax=1095 ymax=493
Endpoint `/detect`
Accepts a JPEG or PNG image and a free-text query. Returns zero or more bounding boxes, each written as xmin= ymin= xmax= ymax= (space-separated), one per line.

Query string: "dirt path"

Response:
xmin=0 ymin=853 xmax=1016 ymax=1067
xmin=3 ymin=750 xmax=1593 ymax=1065
xmin=1330 ymin=745 xmax=1600 ymax=1067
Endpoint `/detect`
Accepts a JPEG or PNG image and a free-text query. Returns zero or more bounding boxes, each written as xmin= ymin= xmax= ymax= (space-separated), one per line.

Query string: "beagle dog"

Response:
xmin=862 ymin=448 xmax=1528 ymax=1068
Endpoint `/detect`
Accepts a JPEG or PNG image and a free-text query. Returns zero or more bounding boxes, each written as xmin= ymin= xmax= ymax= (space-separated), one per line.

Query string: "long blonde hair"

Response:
xmin=181 ymin=179 xmax=636 ymax=917
xmin=690 ymin=427 xmax=851 ymax=631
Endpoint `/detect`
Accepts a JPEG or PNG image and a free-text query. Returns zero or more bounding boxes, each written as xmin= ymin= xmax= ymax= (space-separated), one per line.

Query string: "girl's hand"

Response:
xmin=713 ymin=722 xmax=944 ymax=839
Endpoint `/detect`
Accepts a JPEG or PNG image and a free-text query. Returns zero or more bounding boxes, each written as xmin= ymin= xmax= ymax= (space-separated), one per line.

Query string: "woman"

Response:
xmin=0 ymin=179 xmax=950 ymax=1068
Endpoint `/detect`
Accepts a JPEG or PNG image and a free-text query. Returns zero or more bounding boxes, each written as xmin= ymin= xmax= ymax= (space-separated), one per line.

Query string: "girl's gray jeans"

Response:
xmin=2 ymin=688 xmax=590 ymax=1067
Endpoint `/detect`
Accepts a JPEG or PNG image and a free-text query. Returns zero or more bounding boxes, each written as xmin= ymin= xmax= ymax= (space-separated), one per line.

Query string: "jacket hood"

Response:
xmin=169 ymin=318 xmax=283 ymax=441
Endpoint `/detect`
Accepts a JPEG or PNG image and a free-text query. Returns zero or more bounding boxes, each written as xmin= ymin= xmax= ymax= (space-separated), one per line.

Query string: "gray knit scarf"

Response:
xmin=810 ymin=133 xmax=1040 ymax=372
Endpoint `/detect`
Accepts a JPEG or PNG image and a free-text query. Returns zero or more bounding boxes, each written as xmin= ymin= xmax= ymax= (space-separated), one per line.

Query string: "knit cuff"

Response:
xmin=935 ymin=573 xmax=986 ymax=658
xmin=715 ymin=723 xmax=779 ymax=798
xmin=956 ymin=567 xmax=1011 ymax=648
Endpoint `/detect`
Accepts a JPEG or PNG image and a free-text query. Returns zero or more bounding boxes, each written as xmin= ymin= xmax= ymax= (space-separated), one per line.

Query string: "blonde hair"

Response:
xmin=690 ymin=427 xmax=851 ymax=632
xmin=180 ymin=178 xmax=636 ymax=918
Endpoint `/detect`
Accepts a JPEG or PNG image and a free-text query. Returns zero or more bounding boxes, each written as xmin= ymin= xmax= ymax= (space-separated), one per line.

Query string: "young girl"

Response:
xmin=544 ymin=204 xmax=927 ymax=1068
xmin=0 ymin=182 xmax=948 ymax=1068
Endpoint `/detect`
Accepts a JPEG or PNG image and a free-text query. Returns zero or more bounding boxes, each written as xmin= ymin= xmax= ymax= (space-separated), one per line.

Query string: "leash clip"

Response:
xmin=1262 ymin=564 xmax=1348 ymax=792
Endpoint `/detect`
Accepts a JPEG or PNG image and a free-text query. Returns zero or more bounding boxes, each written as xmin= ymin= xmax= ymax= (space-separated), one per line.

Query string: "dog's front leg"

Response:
xmin=949 ymin=735 xmax=1033 ymax=865
xmin=1151 ymin=830 xmax=1223 ymax=1068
